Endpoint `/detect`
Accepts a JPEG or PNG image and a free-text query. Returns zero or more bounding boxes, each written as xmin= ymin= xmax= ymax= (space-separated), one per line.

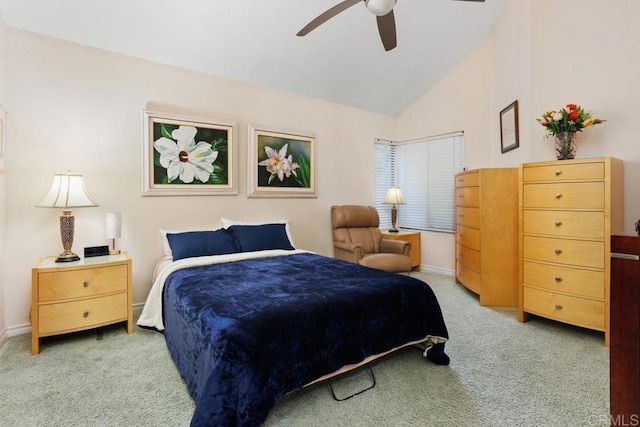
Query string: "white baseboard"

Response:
xmin=420 ymin=264 xmax=455 ymax=276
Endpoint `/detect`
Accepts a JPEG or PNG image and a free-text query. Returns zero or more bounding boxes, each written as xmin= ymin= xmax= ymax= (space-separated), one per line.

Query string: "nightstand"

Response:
xmin=381 ymin=229 xmax=421 ymax=271
xmin=31 ymin=252 xmax=133 ymax=355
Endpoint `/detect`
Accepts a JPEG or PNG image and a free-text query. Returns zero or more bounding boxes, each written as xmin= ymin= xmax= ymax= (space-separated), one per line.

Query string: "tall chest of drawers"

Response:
xmin=518 ymin=158 xmax=623 ymax=346
xmin=455 ymin=168 xmax=519 ymax=307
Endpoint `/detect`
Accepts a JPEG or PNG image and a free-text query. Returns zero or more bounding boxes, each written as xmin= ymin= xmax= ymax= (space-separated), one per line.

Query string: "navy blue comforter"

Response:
xmin=161 ymin=252 xmax=448 ymax=426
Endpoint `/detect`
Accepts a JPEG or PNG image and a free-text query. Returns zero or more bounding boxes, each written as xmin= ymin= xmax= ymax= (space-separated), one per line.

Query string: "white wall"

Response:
xmin=0 ymin=11 xmax=6 ymax=343
xmin=4 ymin=29 xmax=395 ymax=330
xmin=396 ymin=0 xmax=640 ymax=272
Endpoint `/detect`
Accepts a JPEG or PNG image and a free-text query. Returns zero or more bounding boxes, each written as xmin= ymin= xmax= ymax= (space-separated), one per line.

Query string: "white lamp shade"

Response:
xmin=36 ymin=172 xmax=99 ymax=209
xmin=365 ymin=0 xmax=397 ymax=16
xmin=106 ymin=212 xmax=122 ymax=239
xmin=383 ymin=186 xmax=405 ymax=204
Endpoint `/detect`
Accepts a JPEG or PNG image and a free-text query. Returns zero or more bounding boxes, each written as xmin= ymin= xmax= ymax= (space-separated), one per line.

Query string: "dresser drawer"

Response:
xmin=523 ymin=182 xmax=604 ymax=210
xmin=456 ymin=187 xmax=479 ymax=207
xmin=523 ymin=261 xmax=604 ymax=299
xmin=522 ymin=162 xmax=604 ymax=182
xmin=38 ymin=293 xmax=128 ymax=335
xmin=523 ymin=236 xmax=604 ymax=269
xmin=39 ymin=265 xmax=128 ymax=302
xmin=523 ymin=287 xmax=604 ymax=330
xmin=456 ymin=207 xmax=480 ymax=229
xmin=457 ymin=244 xmax=480 ymax=272
xmin=456 ymin=262 xmax=480 ymax=294
xmin=455 ymin=172 xmax=479 ymax=188
xmin=456 ymin=225 xmax=480 ymax=250
xmin=523 ymin=210 xmax=604 ymax=239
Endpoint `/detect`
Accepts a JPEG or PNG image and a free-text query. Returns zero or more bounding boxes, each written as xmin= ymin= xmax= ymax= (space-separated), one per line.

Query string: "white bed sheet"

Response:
xmin=137 ymin=249 xmax=310 ymax=330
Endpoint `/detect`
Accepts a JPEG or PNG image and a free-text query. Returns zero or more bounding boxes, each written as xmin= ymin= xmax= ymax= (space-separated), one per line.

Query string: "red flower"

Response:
xmin=566 ymin=103 xmax=578 ymax=111
xmin=568 ymin=111 xmax=579 ymax=121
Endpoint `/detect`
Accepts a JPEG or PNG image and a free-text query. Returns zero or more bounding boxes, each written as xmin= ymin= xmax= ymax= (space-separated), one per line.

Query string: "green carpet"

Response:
xmin=0 ymin=271 xmax=610 ymax=426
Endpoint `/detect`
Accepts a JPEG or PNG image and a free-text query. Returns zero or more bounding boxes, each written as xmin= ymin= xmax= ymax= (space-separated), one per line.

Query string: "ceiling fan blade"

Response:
xmin=297 ymin=0 xmax=363 ymax=37
xmin=377 ymin=10 xmax=397 ymax=51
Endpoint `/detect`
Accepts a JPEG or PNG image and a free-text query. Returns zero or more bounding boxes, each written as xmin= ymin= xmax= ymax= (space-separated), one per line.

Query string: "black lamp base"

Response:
xmin=55 ymin=251 xmax=80 ymax=263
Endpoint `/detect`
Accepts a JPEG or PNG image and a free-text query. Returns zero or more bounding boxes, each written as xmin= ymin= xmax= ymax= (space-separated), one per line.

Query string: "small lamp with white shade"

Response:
xmin=36 ymin=171 xmax=99 ymax=262
xmin=383 ymin=186 xmax=405 ymax=233
xmin=106 ymin=212 xmax=122 ymax=255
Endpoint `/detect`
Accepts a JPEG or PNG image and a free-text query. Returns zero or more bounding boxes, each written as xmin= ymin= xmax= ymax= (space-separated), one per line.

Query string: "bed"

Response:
xmin=138 ymin=222 xmax=449 ymax=427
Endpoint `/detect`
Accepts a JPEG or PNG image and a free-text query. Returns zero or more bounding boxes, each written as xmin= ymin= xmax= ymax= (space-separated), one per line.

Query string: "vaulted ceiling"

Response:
xmin=0 ymin=0 xmax=507 ymax=116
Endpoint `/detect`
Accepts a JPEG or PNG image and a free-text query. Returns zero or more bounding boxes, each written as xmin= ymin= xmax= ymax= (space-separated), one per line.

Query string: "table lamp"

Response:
xmin=383 ymin=186 xmax=405 ymax=233
xmin=106 ymin=212 xmax=122 ymax=255
xmin=36 ymin=171 xmax=99 ymax=262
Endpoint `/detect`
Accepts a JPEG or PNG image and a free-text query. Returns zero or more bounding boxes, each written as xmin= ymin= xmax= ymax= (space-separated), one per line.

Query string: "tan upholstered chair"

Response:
xmin=331 ymin=205 xmax=412 ymax=273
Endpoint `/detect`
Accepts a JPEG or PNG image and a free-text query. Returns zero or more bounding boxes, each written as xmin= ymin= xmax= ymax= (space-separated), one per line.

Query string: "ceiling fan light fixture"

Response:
xmin=365 ymin=0 xmax=397 ymax=16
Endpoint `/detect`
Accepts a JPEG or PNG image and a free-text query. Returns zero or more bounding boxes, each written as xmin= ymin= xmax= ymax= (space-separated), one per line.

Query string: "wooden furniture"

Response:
xmin=518 ymin=157 xmax=623 ymax=346
xmin=455 ymin=168 xmax=519 ymax=306
xmin=610 ymin=233 xmax=640 ymax=420
xmin=31 ymin=252 xmax=133 ymax=355
xmin=382 ymin=229 xmax=421 ymax=271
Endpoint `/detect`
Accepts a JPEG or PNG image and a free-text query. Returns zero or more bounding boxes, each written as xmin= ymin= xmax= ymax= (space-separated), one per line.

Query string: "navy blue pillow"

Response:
xmin=166 ymin=229 xmax=238 ymax=261
xmin=227 ymin=224 xmax=294 ymax=252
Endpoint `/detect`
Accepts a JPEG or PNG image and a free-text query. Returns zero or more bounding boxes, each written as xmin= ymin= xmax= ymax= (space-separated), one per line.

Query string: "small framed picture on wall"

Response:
xmin=500 ymin=100 xmax=519 ymax=154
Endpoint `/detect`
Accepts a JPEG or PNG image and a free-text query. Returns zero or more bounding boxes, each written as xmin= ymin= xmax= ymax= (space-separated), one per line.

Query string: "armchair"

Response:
xmin=331 ymin=205 xmax=412 ymax=273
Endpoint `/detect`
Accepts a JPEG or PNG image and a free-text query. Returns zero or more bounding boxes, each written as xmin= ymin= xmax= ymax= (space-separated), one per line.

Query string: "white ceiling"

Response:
xmin=0 ymin=0 xmax=506 ymax=116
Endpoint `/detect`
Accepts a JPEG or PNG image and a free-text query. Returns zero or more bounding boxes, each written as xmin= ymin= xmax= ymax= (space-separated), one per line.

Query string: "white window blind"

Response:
xmin=374 ymin=140 xmax=395 ymax=227
xmin=374 ymin=132 xmax=464 ymax=232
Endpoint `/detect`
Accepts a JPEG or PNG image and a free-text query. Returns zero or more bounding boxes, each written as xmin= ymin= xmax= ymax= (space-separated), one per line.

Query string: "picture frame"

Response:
xmin=500 ymin=100 xmax=519 ymax=154
xmin=141 ymin=110 xmax=237 ymax=196
xmin=0 ymin=104 xmax=6 ymax=171
xmin=247 ymin=124 xmax=317 ymax=198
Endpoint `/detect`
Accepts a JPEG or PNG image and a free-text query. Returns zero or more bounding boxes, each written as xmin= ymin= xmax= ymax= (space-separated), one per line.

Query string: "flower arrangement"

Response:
xmin=537 ymin=103 xmax=606 ymax=135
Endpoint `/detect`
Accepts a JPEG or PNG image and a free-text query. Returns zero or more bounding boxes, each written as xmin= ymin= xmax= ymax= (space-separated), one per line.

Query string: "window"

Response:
xmin=374 ymin=132 xmax=464 ymax=232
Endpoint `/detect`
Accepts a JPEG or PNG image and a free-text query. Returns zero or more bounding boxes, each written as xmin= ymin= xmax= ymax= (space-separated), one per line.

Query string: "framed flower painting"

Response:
xmin=247 ymin=124 xmax=316 ymax=198
xmin=142 ymin=110 xmax=237 ymax=196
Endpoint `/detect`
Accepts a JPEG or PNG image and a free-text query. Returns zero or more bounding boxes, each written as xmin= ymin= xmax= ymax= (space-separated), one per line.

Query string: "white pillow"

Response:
xmin=220 ymin=217 xmax=295 ymax=248
xmin=160 ymin=228 xmax=220 ymax=257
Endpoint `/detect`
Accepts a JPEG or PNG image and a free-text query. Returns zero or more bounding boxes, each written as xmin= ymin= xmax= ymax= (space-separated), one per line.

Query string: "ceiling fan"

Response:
xmin=297 ymin=0 xmax=486 ymax=52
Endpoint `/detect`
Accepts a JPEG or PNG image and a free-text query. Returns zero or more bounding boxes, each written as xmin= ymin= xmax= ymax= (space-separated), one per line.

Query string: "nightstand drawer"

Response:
xmin=39 ymin=265 xmax=128 ymax=302
xmin=523 ymin=287 xmax=604 ymax=330
xmin=523 ymin=261 xmax=604 ymax=299
xmin=523 ymin=182 xmax=604 ymax=210
xmin=456 ymin=187 xmax=479 ymax=207
xmin=38 ymin=293 xmax=128 ymax=335
xmin=522 ymin=162 xmax=604 ymax=182
xmin=523 ymin=236 xmax=604 ymax=269
xmin=523 ymin=210 xmax=604 ymax=239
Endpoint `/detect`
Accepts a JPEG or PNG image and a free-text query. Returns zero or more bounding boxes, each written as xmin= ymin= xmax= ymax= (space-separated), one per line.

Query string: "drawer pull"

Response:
xmin=83 ymin=311 xmax=89 ymax=318
xmin=555 ymin=170 xmax=562 ymax=176
xmin=554 ymin=276 xmax=562 ymax=282
xmin=555 ymin=193 xmax=562 ymax=199
xmin=555 ymin=249 xmax=563 ymax=255
xmin=554 ymin=221 xmax=562 ymax=227
xmin=555 ymin=304 xmax=563 ymax=310
xmin=83 ymin=281 xmax=89 ymax=287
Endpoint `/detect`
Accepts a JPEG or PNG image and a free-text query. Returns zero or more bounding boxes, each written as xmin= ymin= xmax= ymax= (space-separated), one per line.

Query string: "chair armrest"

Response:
xmin=333 ymin=241 xmax=365 ymax=264
xmin=380 ymin=239 xmax=411 ymax=256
